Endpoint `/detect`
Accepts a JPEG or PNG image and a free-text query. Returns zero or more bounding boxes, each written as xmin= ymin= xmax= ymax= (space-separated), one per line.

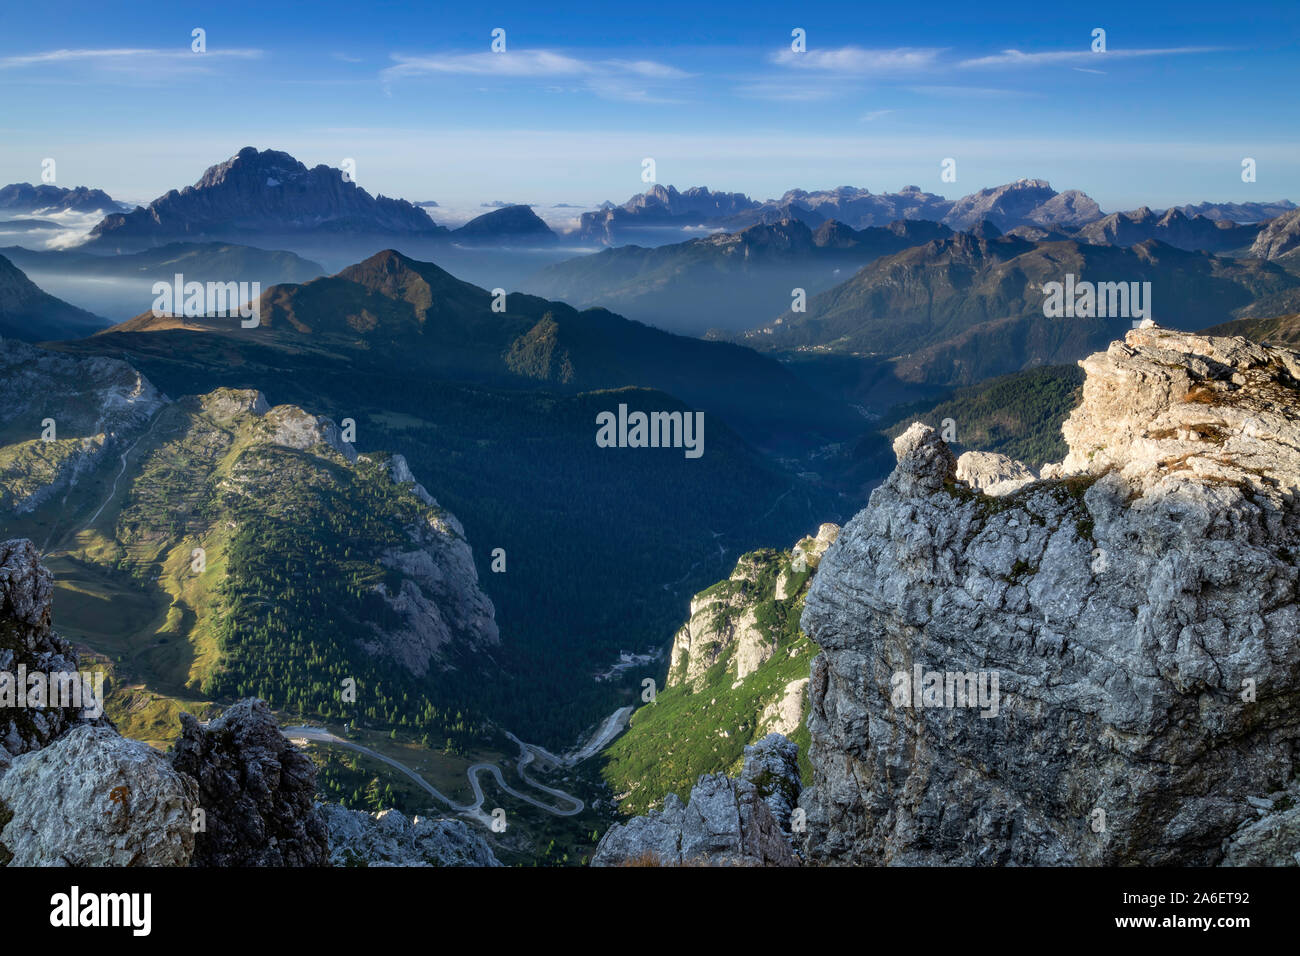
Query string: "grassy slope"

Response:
xmin=602 ymin=546 xmax=815 ymax=816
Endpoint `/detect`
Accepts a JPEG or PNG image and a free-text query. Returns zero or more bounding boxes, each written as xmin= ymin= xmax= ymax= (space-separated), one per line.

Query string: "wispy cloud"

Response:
xmin=732 ymin=82 xmax=840 ymax=102
xmin=383 ymin=50 xmax=689 ymax=81
xmin=960 ymin=46 xmax=1221 ymax=68
xmin=771 ymin=46 xmax=943 ymax=74
xmin=908 ymin=85 xmax=1037 ymax=98
xmin=0 ymin=47 xmax=262 ymax=68
xmin=860 ymin=109 xmax=896 ymax=121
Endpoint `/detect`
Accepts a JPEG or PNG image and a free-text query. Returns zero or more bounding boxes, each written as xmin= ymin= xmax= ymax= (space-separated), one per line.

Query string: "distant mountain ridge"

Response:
xmin=579 ymin=179 xmax=1106 ymax=243
xmin=525 ymin=217 xmax=953 ymax=334
xmin=1173 ymin=199 xmax=1297 ymax=222
xmin=1073 ymin=206 xmax=1260 ymax=253
xmin=578 ymin=180 xmax=1300 ymax=247
xmin=0 ymin=182 xmax=120 ymax=215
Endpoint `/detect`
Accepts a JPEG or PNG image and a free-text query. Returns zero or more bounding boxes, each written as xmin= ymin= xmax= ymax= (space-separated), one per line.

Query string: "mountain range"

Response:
xmin=100 ymin=247 xmax=855 ymax=451
xmin=729 ymin=231 xmax=1300 ymax=385
xmin=0 ymin=182 xmax=120 ymax=215
xmin=524 ymin=218 xmax=953 ymax=333
xmin=578 ymin=178 xmax=1299 ymax=248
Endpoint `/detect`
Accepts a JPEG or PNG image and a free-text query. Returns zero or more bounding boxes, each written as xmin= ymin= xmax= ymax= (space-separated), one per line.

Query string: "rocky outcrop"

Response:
xmin=0 ymin=724 xmax=197 ymax=866
xmin=320 ymin=805 xmax=501 ymax=867
xmin=798 ymin=326 xmax=1300 ymax=866
xmin=0 ymin=538 xmax=110 ymax=766
xmin=955 ymin=450 xmax=1036 ymax=496
xmin=171 ymin=698 xmax=329 ymax=867
xmin=592 ymin=734 xmax=802 ymax=866
xmin=669 ymin=525 xmax=838 ymax=689
xmin=739 ymin=733 xmax=802 ymax=832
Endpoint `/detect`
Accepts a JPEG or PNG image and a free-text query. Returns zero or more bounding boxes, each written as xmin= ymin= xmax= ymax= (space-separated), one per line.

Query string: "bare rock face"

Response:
xmin=592 ymin=734 xmax=802 ymax=867
xmin=320 ymin=805 xmax=502 ymax=867
xmin=1219 ymin=782 xmax=1300 ymax=866
xmin=0 ymin=341 xmax=166 ymax=513
xmin=799 ymin=327 xmax=1300 ymax=866
xmin=0 ymin=538 xmax=110 ymax=766
xmin=0 ymin=724 xmax=197 ymax=866
xmin=739 ymin=733 xmax=802 ymax=832
xmin=1250 ymin=208 xmax=1300 ymax=261
xmin=171 ymin=698 xmax=330 ymax=867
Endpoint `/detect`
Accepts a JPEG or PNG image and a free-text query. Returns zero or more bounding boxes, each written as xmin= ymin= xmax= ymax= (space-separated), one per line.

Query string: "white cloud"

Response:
xmin=772 ymin=46 xmax=943 ymax=74
xmin=960 ymin=46 xmax=1220 ymax=68
xmin=732 ymin=82 xmax=839 ymax=102
xmin=908 ymin=85 xmax=1036 ymax=98
xmin=0 ymin=47 xmax=262 ymax=68
xmin=860 ymin=109 xmax=896 ymax=121
xmin=382 ymin=50 xmax=688 ymax=81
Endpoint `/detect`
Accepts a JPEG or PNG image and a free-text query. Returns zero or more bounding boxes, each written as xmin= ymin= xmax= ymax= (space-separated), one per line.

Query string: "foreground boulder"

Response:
xmin=593 ymin=733 xmax=802 ymax=866
xmin=799 ymin=327 xmax=1300 ymax=865
xmin=171 ymin=698 xmax=330 ymax=866
xmin=0 ymin=724 xmax=197 ymax=866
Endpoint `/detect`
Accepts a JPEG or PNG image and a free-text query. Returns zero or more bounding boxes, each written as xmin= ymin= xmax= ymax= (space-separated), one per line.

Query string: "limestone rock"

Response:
xmin=739 ymin=733 xmax=802 ymax=832
xmin=799 ymin=327 xmax=1300 ymax=866
xmin=0 ymin=724 xmax=197 ymax=866
xmin=1220 ymin=798 xmax=1300 ymax=867
xmin=956 ymin=450 xmax=1036 ymax=496
xmin=171 ymin=698 xmax=330 ymax=866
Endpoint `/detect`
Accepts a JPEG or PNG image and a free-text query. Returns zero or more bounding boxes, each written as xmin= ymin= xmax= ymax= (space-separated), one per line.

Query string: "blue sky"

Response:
xmin=1 ymin=0 xmax=1297 ymax=219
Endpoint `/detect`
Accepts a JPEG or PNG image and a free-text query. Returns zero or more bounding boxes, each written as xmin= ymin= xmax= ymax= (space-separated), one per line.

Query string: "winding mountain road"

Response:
xmin=283 ymin=725 xmax=585 ymax=826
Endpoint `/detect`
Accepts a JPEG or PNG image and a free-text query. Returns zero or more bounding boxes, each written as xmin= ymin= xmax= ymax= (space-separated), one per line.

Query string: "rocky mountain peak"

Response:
xmin=88 ymin=147 xmax=443 ymax=246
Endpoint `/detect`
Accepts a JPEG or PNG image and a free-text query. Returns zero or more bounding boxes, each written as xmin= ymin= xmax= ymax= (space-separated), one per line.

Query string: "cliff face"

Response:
xmin=798 ymin=327 xmax=1300 ymax=865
